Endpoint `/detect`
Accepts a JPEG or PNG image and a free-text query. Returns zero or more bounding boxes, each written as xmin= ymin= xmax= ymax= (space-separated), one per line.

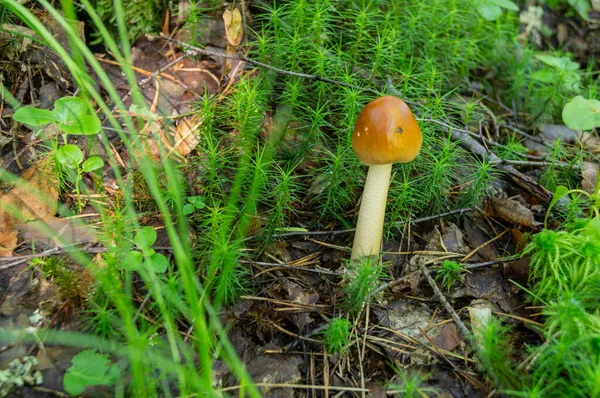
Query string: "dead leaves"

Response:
xmin=486 ymin=197 xmax=538 ymax=228
xmin=2 ymin=161 xmax=58 ymax=222
xmin=223 ymin=9 xmax=243 ymax=47
xmin=0 ymin=161 xmax=58 ymax=256
xmin=0 ymin=212 xmax=18 ymax=256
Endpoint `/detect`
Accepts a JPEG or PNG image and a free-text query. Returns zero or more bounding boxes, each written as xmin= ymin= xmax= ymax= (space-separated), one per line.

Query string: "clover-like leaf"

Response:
xmin=183 ymin=203 xmax=195 ymax=215
xmin=63 ymin=349 xmax=119 ymax=396
xmin=82 ymin=156 xmax=104 ymax=172
xmin=59 ymin=114 xmax=102 ymax=136
xmin=188 ymin=196 xmax=205 ymax=210
xmin=134 ymin=226 xmax=157 ymax=251
xmin=562 ymin=96 xmax=600 ymax=130
xmin=122 ymin=250 xmax=143 ymax=271
xmin=13 ymin=106 xmax=59 ymax=126
xmin=54 ymin=97 xmax=87 ymax=124
xmin=149 ymin=253 xmax=169 ymax=273
xmin=56 ymin=145 xmax=84 ymax=169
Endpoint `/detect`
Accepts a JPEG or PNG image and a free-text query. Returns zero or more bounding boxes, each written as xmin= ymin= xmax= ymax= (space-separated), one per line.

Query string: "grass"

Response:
xmin=1 ymin=0 xmax=600 ymax=395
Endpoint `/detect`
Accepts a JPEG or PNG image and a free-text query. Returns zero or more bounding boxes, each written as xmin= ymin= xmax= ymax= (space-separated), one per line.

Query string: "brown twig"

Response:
xmin=161 ymin=36 xmax=381 ymax=96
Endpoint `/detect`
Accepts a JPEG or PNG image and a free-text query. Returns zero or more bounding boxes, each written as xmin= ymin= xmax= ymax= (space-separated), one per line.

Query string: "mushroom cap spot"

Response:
xmin=352 ymin=96 xmax=422 ymax=165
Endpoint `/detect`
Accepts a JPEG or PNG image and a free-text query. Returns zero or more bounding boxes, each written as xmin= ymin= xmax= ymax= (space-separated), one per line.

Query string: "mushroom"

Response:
xmin=351 ymin=96 xmax=422 ymax=259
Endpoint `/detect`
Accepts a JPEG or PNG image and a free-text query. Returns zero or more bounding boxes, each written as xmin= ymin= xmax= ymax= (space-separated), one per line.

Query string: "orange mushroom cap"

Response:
xmin=352 ymin=96 xmax=422 ymax=165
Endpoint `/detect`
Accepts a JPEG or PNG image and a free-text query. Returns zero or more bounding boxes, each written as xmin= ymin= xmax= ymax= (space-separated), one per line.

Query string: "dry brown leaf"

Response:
xmin=1 ymin=161 xmax=58 ymax=222
xmin=487 ymin=197 xmax=535 ymax=228
xmin=223 ymin=9 xmax=243 ymax=47
xmin=0 ymin=211 xmax=18 ymax=256
xmin=582 ymin=161 xmax=599 ymax=194
xmin=15 ymin=216 xmax=96 ymax=247
xmin=172 ymin=115 xmax=202 ymax=158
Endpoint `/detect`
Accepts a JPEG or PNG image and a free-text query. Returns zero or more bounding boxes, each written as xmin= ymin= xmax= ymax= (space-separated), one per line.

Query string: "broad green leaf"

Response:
xmin=188 ymin=196 xmax=205 ymax=209
xmin=582 ymin=216 xmax=600 ymax=239
xmin=122 ymin=251 xmax=143 ymax=271
xmin=56 ymin=145 xmax=83 ymax=168
xmin=568 ymin=0 xmax=590 ymax=21
xmin=183 ymin=203 xmax=195 ymax=215
xmin=134 ymin=226 xmax=156 ymax=250
xmin=535 ymin=54 xmax=579 ymax=71
xmin=490 ymin=0 xmax=519 ymax=11
xmin=548 ymin=185 xmax=570 ymax=212
xmin=477 ymin=4 xmax=502 ymax=20
xmin=150 ymin=253 xmax=169 ymax=273
xmin=59 ymin=114 xmax=102 ymax=136
xmin=13 ymin=107 xmax=59 ymax=126
xmin=63 ymin=349 xmax=118 ymax=396
xmin=54 ymin=97 xmax=87 ymax=124
xmin=562 ymin=96 xmax=600 ymax=130
xmin=81 ymin=156 xmax=104 ymax=172
xmin=476 ymin=0 xmax=517 ymax=20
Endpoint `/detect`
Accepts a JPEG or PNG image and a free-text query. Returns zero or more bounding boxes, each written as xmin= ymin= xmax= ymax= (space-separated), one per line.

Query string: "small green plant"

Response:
xmin=472 ymin=314 xmax=523 ymax=391
xmin=89 ymin=0 xmax=166 ymax=44
xmin=122 ymin=226 xmax=169 ymax=273
xmin=55 ymin=144 xmax=104 ymax=211
xmin=496 ymin=133 xmax=529 ymax=161
xmin=341 ymin=257 xmax=385 ymax=314
xmin=0 ymin=356 xmax=43 ymax=397
xmin=435 ymin=260 xmax=465 ymax=291
xmin=13 ymin=96 xmax=102 ymax=143
xmin=183 ymin=195 xmax=206 ymax=215
xmin=323 ymin=317 xmax=353 ymax=354
xmin=387 ymin=368 xmax=435 ymax=397
xmin=63 ymin=349 xmax=119 ymax=396
xmin=30 ymin=256 xmax=94 ymax=307
xmin=530 ymin=54 xmax=581 ymax=122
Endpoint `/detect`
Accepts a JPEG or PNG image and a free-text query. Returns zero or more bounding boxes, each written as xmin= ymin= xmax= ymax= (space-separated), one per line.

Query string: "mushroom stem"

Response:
xmin=351 ymin=163 xmax=392 ymax=260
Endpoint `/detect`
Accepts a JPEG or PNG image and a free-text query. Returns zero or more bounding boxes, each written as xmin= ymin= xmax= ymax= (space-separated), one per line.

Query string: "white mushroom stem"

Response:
xmin=351 ymin=163 xmax=392 ymax=260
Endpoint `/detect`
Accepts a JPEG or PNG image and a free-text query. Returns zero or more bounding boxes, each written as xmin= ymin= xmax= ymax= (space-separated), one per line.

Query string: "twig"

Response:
xmin=500 ymin=159 xmax=574 ymax=169
xmin=396 ymin=207 xmax=476 ymax=227
xmin=218 ymin=383 xmax=370 ymax=394
xmin=239 ymin=260 xmax=341 ymax=276
xmin=463 ymin=254 xmax=521 ymax=270
xmin=461 ymin=229 xmax=508 ymax=262
xmin=266 ymin=229 xmax=356 ymax=239
xmin=161 ymin=36 xmax=381 ymax=96
xmin=500 ymin=123 xmax=544 ymax=144
xmin=424 ymin=116 xmax=553 ymax=203
xmin=117 ymin=54 xmax=187 ymax=108
xmin=417 ymin=262 xmax=472 ymax=340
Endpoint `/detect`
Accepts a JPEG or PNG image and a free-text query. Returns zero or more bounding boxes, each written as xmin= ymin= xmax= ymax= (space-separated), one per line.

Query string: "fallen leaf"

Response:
xmin=0 ymin=212 xmax=17 ymax=256
xmin=486 ymin=197 xmax=535 ymax=228
xmin=441 ymin=223 xmax=469 ymax=255
xmin=431 ymin=323 xmax=463 ymax=351
xmin=247 ymin=355 xmax=301 ymax=394
xmin=390 ymin=270 xmax=421 ymax=295
xmin=1 ymin=161 xmax=58 ymax=222
xmin=582 ymin=161 xmax=599 ymax=194
xmin=15 ymin=216 xmax=96 ymax=247
xmin=171 ymin=115 xmax=202 ymax=158
xmin=223 ymin=9 xmax=243 ymax=47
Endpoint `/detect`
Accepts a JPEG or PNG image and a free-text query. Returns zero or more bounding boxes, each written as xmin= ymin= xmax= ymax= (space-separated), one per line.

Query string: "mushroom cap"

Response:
xmin=352 ymin=96 xmax=422 ymax=165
